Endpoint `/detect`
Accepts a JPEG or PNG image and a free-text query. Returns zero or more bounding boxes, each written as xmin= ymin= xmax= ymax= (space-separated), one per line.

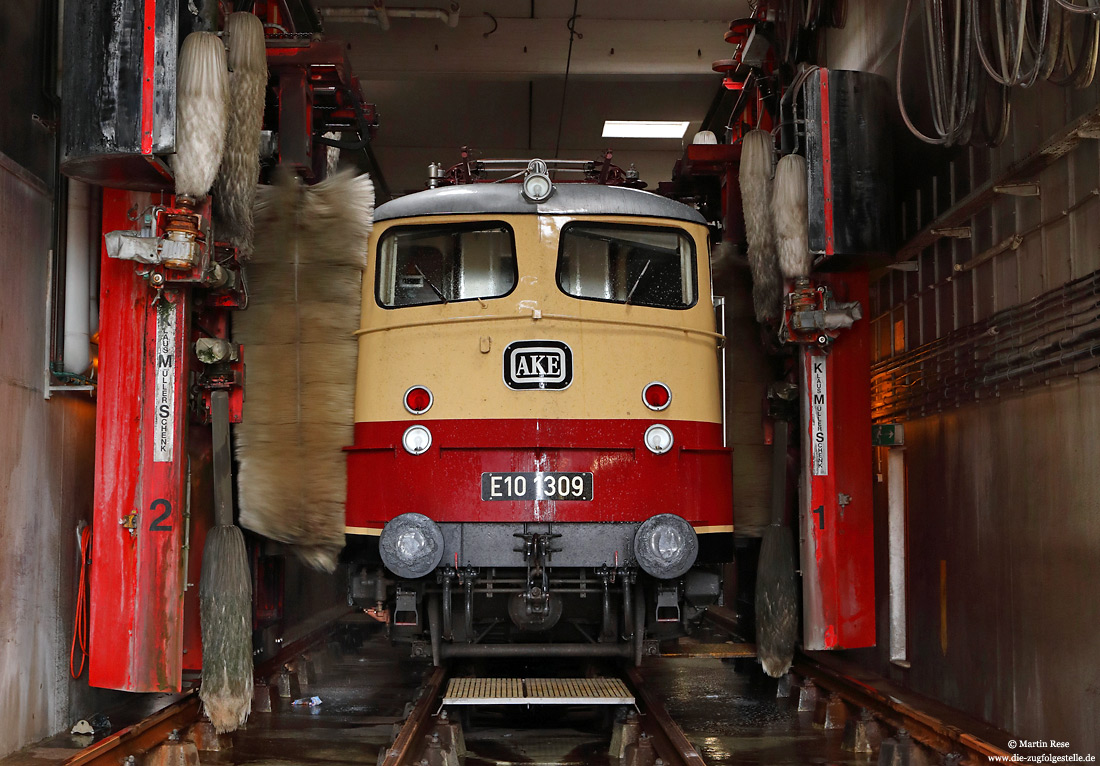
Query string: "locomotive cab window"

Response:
xmin=557 ymin=223 xmax=696 ymax=309
xmin=377 ymin=222 xmax=517 ymax=308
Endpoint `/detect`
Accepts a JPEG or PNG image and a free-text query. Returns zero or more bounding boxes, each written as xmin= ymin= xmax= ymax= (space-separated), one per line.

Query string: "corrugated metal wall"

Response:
xmin=828 ymin=1 xmax=1100 ymax=751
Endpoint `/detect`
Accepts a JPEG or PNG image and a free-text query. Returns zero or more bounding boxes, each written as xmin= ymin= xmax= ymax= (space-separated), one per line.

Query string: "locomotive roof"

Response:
xmin=373 ymin=184 xmax=707 ymax=225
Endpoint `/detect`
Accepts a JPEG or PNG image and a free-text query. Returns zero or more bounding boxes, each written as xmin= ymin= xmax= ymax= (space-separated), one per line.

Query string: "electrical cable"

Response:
xmin=973 ymin=68 xmax=1012 ymax=147
xmin=1052 ymin=0 xmax=1100 ymax=16
xmin=1046 ymin=3 xmax=1100 ymax=87
xmin=897 ymin=0 xmax=979 ymax=145
xmin=70 ymin=526 xmax=91 ymax=679
xmin=552 ymin=0 xmax=581 ymax=161
xmin=972 ymin=0 xmax=1048 ymax=87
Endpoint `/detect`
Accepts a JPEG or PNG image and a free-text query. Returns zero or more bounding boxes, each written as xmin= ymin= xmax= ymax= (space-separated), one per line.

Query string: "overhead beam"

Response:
xmin=330 ymin=18 xmax=733 ymax=80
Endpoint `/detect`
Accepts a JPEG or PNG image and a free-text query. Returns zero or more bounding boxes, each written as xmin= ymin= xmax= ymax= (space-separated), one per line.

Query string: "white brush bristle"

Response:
xmin=773 ymin=153 xmax=811 ymax=280
xmin=174 ymin=31 xmax=229 ymax=199
xmin=324 ymin=132 xmax=341 ymax=177
xmin=214 ymin=12 xmax=267 ymax=258
xmin=233 ymin=170 xmax=375 ymax=572
xmin=739 ymin=129 xmax=782 ymax=322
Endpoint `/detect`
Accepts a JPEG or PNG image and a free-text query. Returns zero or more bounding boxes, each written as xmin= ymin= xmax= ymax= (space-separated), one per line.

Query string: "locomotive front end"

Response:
xmin=345 ymin=175 xmax=733 ymax=662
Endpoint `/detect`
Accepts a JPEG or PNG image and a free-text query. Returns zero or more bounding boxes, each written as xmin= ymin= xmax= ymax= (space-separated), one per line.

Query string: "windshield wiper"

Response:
xmin=414 ymin=264 xmax=448 ymax=303
xmin=625 ymin=259 xmax=652 ymax=305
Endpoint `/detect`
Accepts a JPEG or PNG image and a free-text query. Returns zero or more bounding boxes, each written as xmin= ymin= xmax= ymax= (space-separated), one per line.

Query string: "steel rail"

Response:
xmin=62 ymin=694 xmax=202 ymax=766
xmin=63 ymin=609 xmax=353 ymax=766
xmin=794 ymin=655 xmax=1014 ymax=763
xmin=624 ymin=667 xmax=710 ymax=766
xmin=378 ymin=666 xmax=450 ymax=766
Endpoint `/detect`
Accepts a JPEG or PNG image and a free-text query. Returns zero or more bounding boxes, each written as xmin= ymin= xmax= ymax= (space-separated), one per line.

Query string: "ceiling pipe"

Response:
xmin=318 ymin=3 xmax=460 ymax=30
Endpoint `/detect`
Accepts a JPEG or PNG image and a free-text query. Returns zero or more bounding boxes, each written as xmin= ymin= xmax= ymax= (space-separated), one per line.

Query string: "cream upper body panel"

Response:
xmin=355 ymin=213 xmax=721 ymax=424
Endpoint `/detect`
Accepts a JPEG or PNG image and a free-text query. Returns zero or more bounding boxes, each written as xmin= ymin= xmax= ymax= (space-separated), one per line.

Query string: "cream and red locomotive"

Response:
xmin=345 ymin=161 xmax=733 ymax=663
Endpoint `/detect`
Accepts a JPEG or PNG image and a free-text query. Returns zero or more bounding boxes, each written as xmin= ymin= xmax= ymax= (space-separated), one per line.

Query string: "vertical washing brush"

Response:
xmin=755 ymin=152 xmax=812 ymax=678
xmin=739 ymin=129 xmax=782 ymax=323
xmin=200 ymin=391 xmax=254 ymax=733
xmin=173 ymin=31 xmax=229 ymax=201
xmin=213 ymin=12 xmax=267 ymax=259
xmin=178 ymin=30 xmax=253 ymax=734
xmin=772 ymin=153 xmax=812 ymax=280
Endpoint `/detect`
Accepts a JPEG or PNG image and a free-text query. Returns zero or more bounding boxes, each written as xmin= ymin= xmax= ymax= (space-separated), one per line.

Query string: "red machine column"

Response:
xmin=798 ymin=271 xmax=876 ymax=650
xmin=90 ymin=190 xmax=191 ymax=691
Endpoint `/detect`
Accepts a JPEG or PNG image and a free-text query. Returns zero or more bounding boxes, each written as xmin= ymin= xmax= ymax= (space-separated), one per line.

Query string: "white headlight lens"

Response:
xmin=402 ymin=425 xmax=432 ymax=455
xmin=522 ymin=173 xmax=553 ymax=202
xmin=644 ymin=424 xmax=674 ymax=454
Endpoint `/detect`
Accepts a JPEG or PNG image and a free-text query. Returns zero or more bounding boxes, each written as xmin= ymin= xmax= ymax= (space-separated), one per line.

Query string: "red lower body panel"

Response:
xmin=345 ymin=418 xmax=733 ymax=530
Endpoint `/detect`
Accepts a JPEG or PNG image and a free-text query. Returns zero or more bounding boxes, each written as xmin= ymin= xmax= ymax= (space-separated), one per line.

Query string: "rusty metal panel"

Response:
xmin=899 ymin=378 xmax=1100 ymax=753
xmin=1071 ymin=140 xmax=1100 ymax=279
xmin=1041 ymin=161 xmax=1072 ymax=290
xmin=992 ymin=195 xmax=1018 ymax=312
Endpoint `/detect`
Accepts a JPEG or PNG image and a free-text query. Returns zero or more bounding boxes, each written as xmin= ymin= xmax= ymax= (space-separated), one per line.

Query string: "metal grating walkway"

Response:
xmin=442 ymin=677 xmax=635 ymax=706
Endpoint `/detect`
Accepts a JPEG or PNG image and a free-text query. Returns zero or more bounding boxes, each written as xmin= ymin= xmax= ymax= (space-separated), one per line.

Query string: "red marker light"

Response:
xmin=643 ymin=382 xmax=671 ymax=411
xmin=404 ymin=386 xmax=433 ymax=414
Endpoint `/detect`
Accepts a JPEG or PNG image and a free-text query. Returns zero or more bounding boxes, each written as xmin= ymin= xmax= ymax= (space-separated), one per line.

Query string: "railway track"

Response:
xmin=62 ymin=607 xmax=1017 ymax=766
xmin=62 ymin=612 xmax=353 ymax=766
xmin=792 ymin=654 xmax=1014 ymax=765
xmin=702 ymin=608 xmax=1014 ymax=765
xmin=377 ymin=664 xmax=708 ymax=766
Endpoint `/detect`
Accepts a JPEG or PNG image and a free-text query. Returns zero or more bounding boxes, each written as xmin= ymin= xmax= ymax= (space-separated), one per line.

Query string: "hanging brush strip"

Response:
xmin=174 ymin=31 xmax=229 ymax=199
xmin=739 ymin=129 xmax=782 ymax=323
xmin=214 ymin=12 xmax=268 ymax=259
xmin=234 ymin=170 xmax=374 ymax=573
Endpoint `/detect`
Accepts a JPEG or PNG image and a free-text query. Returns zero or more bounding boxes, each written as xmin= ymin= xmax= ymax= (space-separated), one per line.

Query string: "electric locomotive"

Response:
xmin=345 ymin=160 xmax=733 ymax=663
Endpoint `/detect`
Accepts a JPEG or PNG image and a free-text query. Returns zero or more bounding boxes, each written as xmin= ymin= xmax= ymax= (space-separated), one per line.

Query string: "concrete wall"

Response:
xmin=0 ymin=1 xmax=147 ymax=755
xmin=826 ymin=0 xmax=1100 ymax=752
xmin=0 ymin=152 xmax=100 ymax=756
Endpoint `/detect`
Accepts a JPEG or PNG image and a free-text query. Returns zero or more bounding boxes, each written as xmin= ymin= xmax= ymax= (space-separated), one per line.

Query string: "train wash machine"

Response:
xmin=60 ymin=2 xmax=248 ymax=694
xmin=59 ymin=0 xmax=376 ymax=699
xmin=776 ymin=68 xmax=894 ymax=654
xmin=670 ymin=63 xmax=891 ymax=670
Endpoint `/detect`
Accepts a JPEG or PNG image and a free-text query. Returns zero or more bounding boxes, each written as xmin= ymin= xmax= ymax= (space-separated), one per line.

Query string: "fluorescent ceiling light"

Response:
xmin=602 ymin=120 xmax=690 ymax=139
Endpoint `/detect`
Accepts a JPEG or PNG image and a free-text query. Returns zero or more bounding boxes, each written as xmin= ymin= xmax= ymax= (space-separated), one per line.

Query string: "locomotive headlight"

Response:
xmin=521 ymin=159 xmax=554 ymax=202
xmin=379 ymin=512 xmax=444 ymax=579
xmin=402 ymin=425 xmax=432 ymax=454
xmin=633 ymin=513 xmax=698 ymax=579
xmin=522 ymin=173 xmax=553 ymax=202
xmin=643 ymin=423 xmax=674 ymax=454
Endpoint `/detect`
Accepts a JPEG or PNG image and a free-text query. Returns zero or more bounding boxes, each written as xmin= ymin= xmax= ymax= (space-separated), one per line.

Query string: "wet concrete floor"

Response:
xmin=213 ymin=624 xmax=868 ymax=766
xmin=3 ymin=624 xmax=869 ymax=765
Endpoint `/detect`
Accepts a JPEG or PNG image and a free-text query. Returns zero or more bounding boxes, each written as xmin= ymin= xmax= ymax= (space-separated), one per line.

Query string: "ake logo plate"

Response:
xmin=503 ymin=340 xmax=573 ymax=390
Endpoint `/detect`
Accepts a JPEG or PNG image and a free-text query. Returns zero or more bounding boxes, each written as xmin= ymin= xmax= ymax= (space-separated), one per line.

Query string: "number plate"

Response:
xmin=481 ymin=472 xmax=594 ymax=501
